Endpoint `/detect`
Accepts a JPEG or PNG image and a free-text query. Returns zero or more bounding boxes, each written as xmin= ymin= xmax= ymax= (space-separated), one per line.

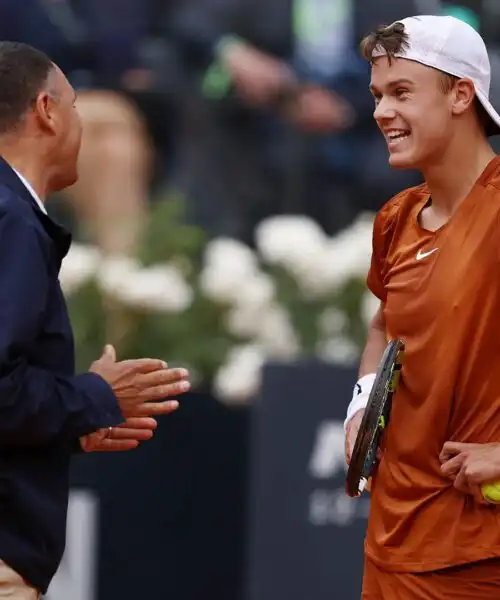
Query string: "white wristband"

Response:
xmin=343 ymin=373 xmax=376 ymax=432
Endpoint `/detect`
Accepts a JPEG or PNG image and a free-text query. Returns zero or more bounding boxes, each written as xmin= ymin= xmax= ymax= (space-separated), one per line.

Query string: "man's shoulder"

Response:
xmin=0 ymin=183 xmax=41 ymax=226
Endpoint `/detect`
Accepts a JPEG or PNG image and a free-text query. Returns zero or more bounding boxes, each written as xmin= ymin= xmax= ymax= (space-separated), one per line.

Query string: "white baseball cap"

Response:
xmin=371 ymin=15 xmax=500 ymax=136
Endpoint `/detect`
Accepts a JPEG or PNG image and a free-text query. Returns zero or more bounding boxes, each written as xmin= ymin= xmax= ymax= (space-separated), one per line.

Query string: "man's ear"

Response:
xmin=451 ymin=78 xmax=476 ymax=116
xmin=33 ymin=91 xmax=57 ymax=134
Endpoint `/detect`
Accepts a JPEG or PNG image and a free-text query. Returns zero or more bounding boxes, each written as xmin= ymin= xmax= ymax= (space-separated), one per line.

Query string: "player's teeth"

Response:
xmin=389 ymin=132 xmax=410 ymax=141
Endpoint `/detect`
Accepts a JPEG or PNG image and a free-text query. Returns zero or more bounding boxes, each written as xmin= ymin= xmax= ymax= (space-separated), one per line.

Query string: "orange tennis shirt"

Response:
xmin=366 ymin=155 xmax=500 ymax=572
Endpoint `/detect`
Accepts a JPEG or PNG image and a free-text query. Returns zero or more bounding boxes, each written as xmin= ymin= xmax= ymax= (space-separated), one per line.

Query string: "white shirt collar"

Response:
xmin=12 ymin=168 xmax=47 ymax=215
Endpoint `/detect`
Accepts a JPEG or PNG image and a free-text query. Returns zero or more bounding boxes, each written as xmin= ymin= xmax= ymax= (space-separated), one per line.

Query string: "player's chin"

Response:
xmin=388 ymin=151 xmax=418 ymax=170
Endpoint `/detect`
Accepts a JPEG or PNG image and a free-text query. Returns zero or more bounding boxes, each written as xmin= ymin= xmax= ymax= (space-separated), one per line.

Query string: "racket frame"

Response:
xmin=345 ymin=339 xmax=405 ymax=498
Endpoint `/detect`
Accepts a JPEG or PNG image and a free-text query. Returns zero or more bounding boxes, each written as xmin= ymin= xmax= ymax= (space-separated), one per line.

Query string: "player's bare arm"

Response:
xmin=344 ymin=302 xmax=387 ymax=464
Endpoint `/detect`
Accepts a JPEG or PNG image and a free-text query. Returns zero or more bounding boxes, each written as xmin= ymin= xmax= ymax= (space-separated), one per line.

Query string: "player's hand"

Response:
xmin=90 ymin=344 xmax=190 ymax=418
xmin=345 ymin=409 xmax=365 ymax=465
xmin=440 ymin=441 xmax=500 ymax=500
xmin=80 ymin=417 xmax=160 ymax=452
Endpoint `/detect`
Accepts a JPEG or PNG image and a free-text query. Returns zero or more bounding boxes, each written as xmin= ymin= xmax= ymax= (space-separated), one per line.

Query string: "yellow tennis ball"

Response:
xmin=481 ymin=482 xmax=500 ymax=503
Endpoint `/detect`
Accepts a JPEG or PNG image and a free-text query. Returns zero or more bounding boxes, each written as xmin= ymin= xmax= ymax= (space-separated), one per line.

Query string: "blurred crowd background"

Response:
xmin=6 ymin=0 xmax=498 ymax=255
xmin=4 ymin=1 xmax=500 ymax=600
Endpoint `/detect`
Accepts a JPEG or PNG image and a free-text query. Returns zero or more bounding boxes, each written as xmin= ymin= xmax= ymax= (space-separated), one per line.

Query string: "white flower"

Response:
xmin=236 ymin=272 xmax=275 ymax=308
xmin=255 ymin=305 xmax=300 ymax=360
xmin=59 ymin=243 xmax=100 ymax=294
xmin=213 ymin=344 xmax=265 ymax=405
xmin=204 ymin=238 xmax=258 ymax=271
xmin=297 ymin=214 xmax=374 ymax=297
xmin=255 ymin=215 xmax=328 ymax=277
xmin=317 ymin=335 xmax=360 ymax=366
xmin=225 ymin=303 xmax=264 ymax=338
xmin=226 ymin=301 xmax=299 ymax=359
xmin=361 ymin=290 xmax=380 ymax=328
xmin=97 ymin=256 xmax=142 ymax=293
xmin=200 ymin=238 xmax=260 ymax=304
xmin=318 ymin=308 xmax=348 ymax=337
xmin=98 ymin=259 xmax=193 ymax=313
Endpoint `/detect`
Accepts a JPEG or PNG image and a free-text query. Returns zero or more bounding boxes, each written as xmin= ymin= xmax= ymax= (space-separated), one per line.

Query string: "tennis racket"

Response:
xmin=346 ymin=339 xmax=405 ymax=498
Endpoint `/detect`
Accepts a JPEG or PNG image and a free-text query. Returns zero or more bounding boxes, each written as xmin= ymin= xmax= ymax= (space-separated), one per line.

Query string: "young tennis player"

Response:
xmin=344 ymin=14 xmax=500 ymax=599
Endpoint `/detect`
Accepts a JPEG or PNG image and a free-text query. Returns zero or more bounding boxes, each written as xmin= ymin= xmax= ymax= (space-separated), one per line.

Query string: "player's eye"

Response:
xmin=395 ymin=88 xmax=409 ymax=99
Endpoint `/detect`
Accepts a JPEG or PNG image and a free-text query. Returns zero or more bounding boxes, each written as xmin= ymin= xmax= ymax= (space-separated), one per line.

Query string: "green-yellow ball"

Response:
xmin=481 ymin=482 xmax=500 ymax=503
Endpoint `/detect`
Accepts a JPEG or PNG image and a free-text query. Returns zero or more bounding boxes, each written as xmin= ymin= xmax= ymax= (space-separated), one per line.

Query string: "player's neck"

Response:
xmin=422 ymin=134 xmax=496 ymax=217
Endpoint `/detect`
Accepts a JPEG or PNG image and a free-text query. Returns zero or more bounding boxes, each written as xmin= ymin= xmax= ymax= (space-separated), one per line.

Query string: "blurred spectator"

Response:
xmin=167 ymin=0 xmax=423 ymax=242
xmin=0 ymin=0 xmax=172 ymax=254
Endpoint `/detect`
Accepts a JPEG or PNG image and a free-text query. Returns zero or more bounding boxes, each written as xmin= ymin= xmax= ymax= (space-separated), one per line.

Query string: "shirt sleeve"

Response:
xmin=0 ymin=210 xmax=123 ymax=446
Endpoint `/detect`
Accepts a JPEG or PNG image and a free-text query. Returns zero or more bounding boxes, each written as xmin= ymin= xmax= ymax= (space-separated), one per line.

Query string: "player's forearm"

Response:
xmin=345 ymin=303 xmax=386 ymax=430
xmin=359 ymin=303 xmax=387 ymax=378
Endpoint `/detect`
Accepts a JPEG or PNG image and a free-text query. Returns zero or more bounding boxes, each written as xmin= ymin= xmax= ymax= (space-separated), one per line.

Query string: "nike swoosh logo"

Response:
xmin=416 ymin=248 xmax=439 ymax=260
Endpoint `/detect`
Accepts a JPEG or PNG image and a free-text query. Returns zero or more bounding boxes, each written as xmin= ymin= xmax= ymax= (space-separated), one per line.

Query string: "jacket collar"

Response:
xmin=0 ymin=156 xmax=72 ymax=262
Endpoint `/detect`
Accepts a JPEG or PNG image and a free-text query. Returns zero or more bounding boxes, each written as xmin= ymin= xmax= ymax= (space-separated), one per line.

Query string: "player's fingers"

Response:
xmin=454 ymin=465 xmax=471 ymax=494
xmin=345 ymin=424 xmax=359 ymax=465
xmin=440 ymin=442 xmax=483 ymax=462
xmin=131 ymin=400 xmax=179 ymax=417
xmin=440 ymin=453 xmax=466 ymax=477
xmin=345 ymin=435 xmax=351 ymax=465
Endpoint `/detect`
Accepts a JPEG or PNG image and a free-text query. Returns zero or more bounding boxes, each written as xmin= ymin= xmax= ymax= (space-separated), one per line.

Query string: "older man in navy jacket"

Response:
xmin=0 ymin=42 xmax=190 ymax=599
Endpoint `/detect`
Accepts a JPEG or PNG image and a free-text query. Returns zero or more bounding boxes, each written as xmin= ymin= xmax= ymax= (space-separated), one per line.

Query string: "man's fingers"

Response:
xmin=121 ymin=358 xmax=169 ymax=373
xmin=117 ymin=417 xmax=157 ymax=430
xmin=110 ymin=427 xmax=154 ymax=441
xmin=98 ymin=439 xmax=140 ymax=452
xmin=138 ymin=380 xmax=190 ymax=401
xmin=101 ymin=344 xmax=117 ymax=363
xmin=131 ymin=400 xmax=180 ymax=417
xmin=137 ymin=368 xmax=189 ymax=388
xmin=441 ymin=454 xmax=466 ymax=477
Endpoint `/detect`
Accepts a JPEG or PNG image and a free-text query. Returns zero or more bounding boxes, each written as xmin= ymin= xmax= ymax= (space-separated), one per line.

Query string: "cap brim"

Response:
xmin=476 ymin=88 xmax=500 ymax=137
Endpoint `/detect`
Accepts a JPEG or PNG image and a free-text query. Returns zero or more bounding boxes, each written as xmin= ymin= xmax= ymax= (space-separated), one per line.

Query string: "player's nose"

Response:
xmin=373 ymin=97 xmax=397 ymax=124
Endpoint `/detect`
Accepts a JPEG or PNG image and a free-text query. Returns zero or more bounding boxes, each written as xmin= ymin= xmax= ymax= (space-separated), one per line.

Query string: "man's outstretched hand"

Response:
xmin=81 ymin=344 xmax=189 ymax=452
xmin=90 ymin=344 xmax=190 ymax=418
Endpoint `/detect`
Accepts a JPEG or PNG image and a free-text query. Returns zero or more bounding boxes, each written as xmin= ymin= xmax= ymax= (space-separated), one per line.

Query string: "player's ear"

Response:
xmin=451 ymin=79 xmax=476 ymax=116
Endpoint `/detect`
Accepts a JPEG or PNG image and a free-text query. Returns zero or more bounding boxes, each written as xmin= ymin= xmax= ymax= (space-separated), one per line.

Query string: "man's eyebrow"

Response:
xmin=369 ymin=78 xmax=414 ymax=93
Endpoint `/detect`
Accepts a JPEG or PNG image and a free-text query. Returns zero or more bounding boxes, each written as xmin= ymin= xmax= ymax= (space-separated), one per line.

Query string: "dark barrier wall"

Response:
xmin=245 ymin=362 xmax=368 ymax=600
xmin=45 ymin=363 xmax=368 ymax=600
xmin=47 ymin=392 xmax=250 ymax=600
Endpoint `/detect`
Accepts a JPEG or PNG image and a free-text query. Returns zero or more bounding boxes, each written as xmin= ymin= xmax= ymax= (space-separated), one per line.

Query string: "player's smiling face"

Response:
xmin=370 ymin=57 xmax=455 ymax=170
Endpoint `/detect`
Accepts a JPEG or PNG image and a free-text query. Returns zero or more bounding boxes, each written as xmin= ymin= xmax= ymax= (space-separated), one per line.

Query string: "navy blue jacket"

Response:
xmin=0 ymin=158 xmax=123 ymax=593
